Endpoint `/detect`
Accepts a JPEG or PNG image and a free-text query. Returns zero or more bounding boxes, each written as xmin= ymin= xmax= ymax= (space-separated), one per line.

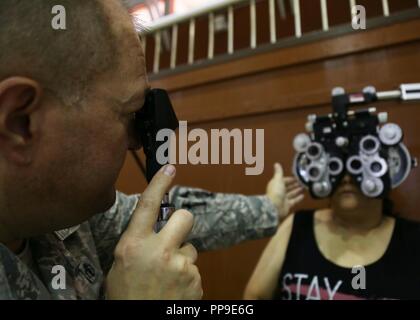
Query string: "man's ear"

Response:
xmin=0 ymin=77 xmax=43 ymax=165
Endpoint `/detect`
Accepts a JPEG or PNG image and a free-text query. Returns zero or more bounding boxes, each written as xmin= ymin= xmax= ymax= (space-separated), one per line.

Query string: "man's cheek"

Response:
xmin=82 ymin=118 xmax=128 ymax=179
xmin=102 ymin=131 xmax=128 ymax=177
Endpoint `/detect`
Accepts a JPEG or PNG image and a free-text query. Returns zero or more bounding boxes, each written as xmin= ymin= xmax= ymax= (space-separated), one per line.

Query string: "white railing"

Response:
xmin=140 ymin=0 xmax=420 ymax=74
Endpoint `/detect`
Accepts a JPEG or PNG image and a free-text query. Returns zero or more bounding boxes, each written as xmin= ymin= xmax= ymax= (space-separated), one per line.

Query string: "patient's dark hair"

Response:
xmin=383 ymin=197 xmax=396 ymax=217
xmin=0 ymin=0 xmax=119 ymax=106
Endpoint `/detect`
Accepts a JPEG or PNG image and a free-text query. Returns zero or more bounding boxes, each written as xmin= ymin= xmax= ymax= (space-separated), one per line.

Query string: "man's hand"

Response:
xmin=106 ymin=165 xmax=203 ymax=300
xmin=266 ymin=163 xmax=305 ymax=221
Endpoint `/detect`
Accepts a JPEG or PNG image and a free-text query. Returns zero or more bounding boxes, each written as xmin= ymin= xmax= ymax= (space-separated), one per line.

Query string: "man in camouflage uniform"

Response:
xmin=0 ymin=187 xmax=285 ymax=299
xmin=0 ymin=0 xmax=303 ymax=299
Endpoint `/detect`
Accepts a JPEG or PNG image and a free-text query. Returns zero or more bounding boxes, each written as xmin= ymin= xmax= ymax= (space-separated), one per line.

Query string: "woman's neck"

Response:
xmin=330 ymin=201 xmax=384 ymax=231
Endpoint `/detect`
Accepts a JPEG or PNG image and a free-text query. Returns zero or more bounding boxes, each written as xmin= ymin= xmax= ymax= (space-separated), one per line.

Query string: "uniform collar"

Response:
xmin=54 ymin=225 xmax=80 ymax=241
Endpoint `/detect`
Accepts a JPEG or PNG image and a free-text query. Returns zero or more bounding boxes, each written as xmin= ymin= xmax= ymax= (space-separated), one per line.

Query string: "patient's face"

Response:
xmin=331 ymin=175 xmax=365 ymax=211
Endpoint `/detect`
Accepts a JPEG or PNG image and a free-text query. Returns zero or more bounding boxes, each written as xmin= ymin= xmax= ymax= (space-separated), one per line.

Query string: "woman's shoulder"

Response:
xmin=289 ymin=208 xmax=334 ymax=229
xmin=273 ymin=209 xmax=316 ymax=240
xmin=277 ymin=209 xmax=326 ymax=237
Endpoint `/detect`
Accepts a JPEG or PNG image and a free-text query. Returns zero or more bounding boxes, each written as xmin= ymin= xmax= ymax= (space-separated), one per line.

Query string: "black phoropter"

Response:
xmin=293 ymin=83 xmax=420 ymax=199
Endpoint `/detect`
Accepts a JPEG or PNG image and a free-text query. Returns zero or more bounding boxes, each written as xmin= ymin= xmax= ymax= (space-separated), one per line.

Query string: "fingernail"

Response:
xmin=163 ymin=164 xmax=176 ymax=177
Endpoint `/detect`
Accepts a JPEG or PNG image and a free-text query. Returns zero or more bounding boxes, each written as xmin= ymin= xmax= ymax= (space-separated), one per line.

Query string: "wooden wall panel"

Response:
xmin=164 ymin=40 xmax=420 ymax=124
xmin=117 ymin=18 xmax=420 ymax=300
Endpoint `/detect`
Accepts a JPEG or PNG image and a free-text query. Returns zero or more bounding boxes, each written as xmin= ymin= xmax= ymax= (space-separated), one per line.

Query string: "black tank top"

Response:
xmin=275 ymin=210 xmax=420 ymax=300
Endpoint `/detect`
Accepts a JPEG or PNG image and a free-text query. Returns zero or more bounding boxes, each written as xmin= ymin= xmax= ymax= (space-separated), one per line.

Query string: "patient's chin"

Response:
xmin=337 ymin=193 xmax=360 ymax=211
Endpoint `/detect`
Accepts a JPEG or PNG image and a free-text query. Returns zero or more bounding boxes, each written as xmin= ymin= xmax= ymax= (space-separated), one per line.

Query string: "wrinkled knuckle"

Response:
xmin=192 ymin=279 xmax=204 ymax=299
xmin=190 ymin=264 xmax=199 ymax=275
xmin=138 ymin=198 xmax=154 ymax=211
xmin=185 ymin=242 xmax=198 ymax=256
xmin=179 ymin=258 xmax=190 ymax=275
xmin=155 ymin=247 xmax=172 ymax=265
xmin=189 ymin=265 xmax=201 ymax=283
xmin=175 ymin=209 xmax=194 ymax=223
xmin=114 ymin=239 xmax=137 ymax=263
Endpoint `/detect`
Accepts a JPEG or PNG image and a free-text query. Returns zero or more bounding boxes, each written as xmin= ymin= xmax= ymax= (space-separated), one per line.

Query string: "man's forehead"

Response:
xmin=103 ymin=0 xmax=143 ymax=50
xmin=96 ymin=0 xmax=148 ymax=101
xmin=119 ymin=37 xmax=148 ymax=91
xmin=112 ymin=14 xmax=146 ymax=73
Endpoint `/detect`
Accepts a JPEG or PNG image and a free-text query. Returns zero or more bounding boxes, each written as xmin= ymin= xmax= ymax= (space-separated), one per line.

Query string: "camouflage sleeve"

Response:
xmin=170 ymin=185 xmax=279 ymax=252
xmin=90 ymin=186 xmax=278 ymax=272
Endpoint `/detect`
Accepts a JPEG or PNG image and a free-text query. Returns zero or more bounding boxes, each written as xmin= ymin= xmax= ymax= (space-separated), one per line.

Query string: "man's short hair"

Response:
xmin=0 ymin=0 xmax=119 ymax=106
